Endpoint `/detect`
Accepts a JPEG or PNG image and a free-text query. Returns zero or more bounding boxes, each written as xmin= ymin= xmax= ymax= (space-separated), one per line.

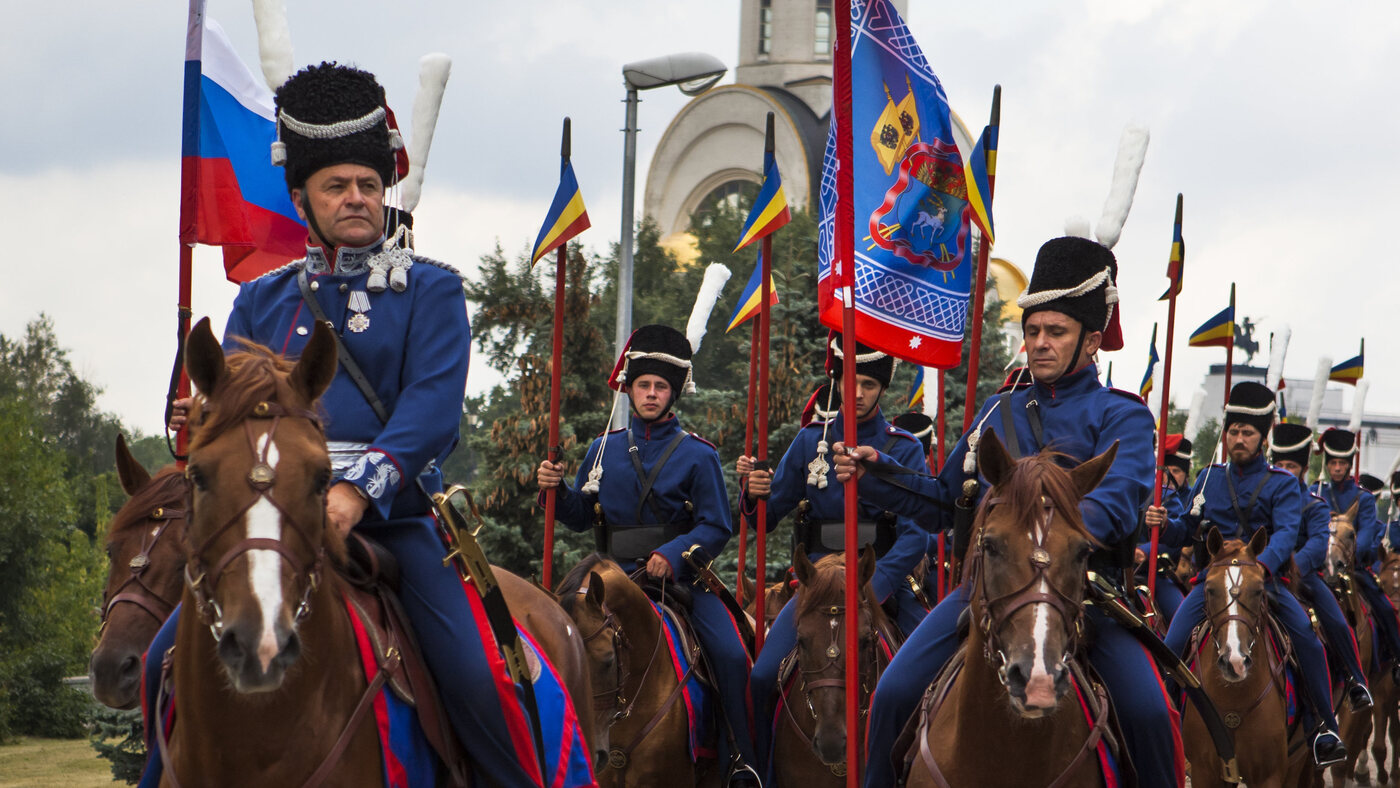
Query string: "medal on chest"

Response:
xmin=347 ymin=291 xmax=371 ymax=333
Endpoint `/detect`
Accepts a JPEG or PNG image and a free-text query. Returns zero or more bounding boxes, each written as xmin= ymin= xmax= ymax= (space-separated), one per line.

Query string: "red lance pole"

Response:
xmin=738 ymin=332 xmax=757 ymax=608
xmin=935 ymin=369 xmax=947 ymax=600
xmin=541 ymin=119 xmax=572 ymax=590
xmin=1356 ymin=337 xmax=1365 ymax=481
xmin=753 ymin=112 xmax=779 ymax=657
xmin=1149 ymin=195 xmax=1184 ymax=608
xmin=834 ymin=3 xmax=860 ymax=782
xmin=960 ymin=85 xmax=1001 ymax=434
xmin=1221 ymin=282 xmax=1236 ymax=463
xmin=174 ymin=0 xmax=202 ymax=467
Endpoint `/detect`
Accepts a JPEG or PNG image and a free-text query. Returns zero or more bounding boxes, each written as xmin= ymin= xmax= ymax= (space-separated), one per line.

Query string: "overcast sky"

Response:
xmin=4 ymin=0 xmax=1396 ymax=459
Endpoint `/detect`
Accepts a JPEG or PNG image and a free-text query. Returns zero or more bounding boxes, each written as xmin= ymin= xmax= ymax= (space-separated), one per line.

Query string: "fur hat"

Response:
xmin=800 ymin=383 xmax=842 ymax=428
xmin=607 ymin=324 xmax=693 ymax=401
xmin=824 ymin=331 xmax=897 ymax=388
xmin=1360 ymin=473 xmax=1384 ymax=494
xmin=1390 ymin=470 xmax=1400 ymax=495
xmin=1319 ymin=427 xmax=1358 ymax=463
xmin=1017 ymin=237 xmax=1122 ymax=351
xmin=1269 ymin=422 xmax=1313 ymax=468
xmin=1163 ymin=434 xmax=1193 ymax=474
xmin=273 ymin=62 xmax=404 ymax=190
xmin=892 ymin=412 xmax=935 ymax=456
xmin=1223 ymin=381 xmax=1277 ymax=436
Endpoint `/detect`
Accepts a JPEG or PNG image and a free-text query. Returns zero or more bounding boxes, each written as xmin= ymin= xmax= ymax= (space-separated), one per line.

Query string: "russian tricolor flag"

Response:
xmin=181 ymin=2 xmax=305 ymax=283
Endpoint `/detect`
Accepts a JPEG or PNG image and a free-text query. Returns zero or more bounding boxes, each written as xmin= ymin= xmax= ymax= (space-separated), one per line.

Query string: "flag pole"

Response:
xmin=541 ymin=118 xmax=572 ymax=590
xmin=1149 ymin=195 xmax=1183 ymax=608
xmin=738 ymin=333 xmax=756 ymax=608
xmin=834 ymin=2 xmax=860 ymax=782
xmin=173 ymin=0 xmax=204 ymax=466
xmin=1221 ymin=282 xmax=1235 ymax=462
xmin=753 ymin=113 xmax=778 ymax=657
xmin=960 ymin=85 xmax=1001 ymax=434
xmin=1356 ymin=337 xmax=1365 ymax=481
xmin=935 ymin=368 xmax=947 ymax=601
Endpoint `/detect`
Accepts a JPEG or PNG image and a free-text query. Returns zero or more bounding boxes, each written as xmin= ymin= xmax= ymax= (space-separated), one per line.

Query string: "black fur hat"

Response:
xmin=1018 ymin=236 xmax=1122 ymax=350
xmin=1360 ymin=473 xmax=1384 ymax=494
xmin=892 ymin=412 xmax=935 ymax=456
xmin=1164 ymin=434 xmax=1193 ymax=474
xmin=273 ymin=62 xmax=401 ymax=191
xmin=1269 ymin=422 xmax=1313 ymax=468
xmin=1319 ymin=427 xmax=1358 ymax=463
xmin=824 ymin=331 xmax=897 ymax=388
xmin=1389 ymin=470 xmax=1400 ymax=495
xmin=608 ymin=324 xmax=693 ymax=400
xmin=1223 ymin=381 xmax=1277 ymax=436
xmin=800 ymin=383 xmax=842 ymax=427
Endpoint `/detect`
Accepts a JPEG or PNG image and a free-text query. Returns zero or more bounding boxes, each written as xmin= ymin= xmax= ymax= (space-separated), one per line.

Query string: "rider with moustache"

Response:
xmin=838 ymin=236 xmax=1184 ymax=788
xmin=1161 ymin=382 xmax=1346 ymax=765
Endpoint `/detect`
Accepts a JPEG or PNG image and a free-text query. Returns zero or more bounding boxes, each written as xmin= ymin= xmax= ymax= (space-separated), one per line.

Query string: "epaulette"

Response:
xmin=1102 ymin=387 xmax=1147 ymax=406
xmin=594 ymin=427 xmax=626 ymax=438
xmin=1267 ymin=466 xmax=1295 ymax=478
xmin=412 ymin=254 xmax=465 ymax=280
xmin=1308 ymin=491 xmax=1327 ymax=504
xmin=686 ymin=432 xmax=718 ymax=450
xmin=995 ymin=379 xmax=1033 ymax=394
xmin=255 ymin=257 xmax=307 ymax=280
xmin=884 ymin=425 xmax=919 ymax=444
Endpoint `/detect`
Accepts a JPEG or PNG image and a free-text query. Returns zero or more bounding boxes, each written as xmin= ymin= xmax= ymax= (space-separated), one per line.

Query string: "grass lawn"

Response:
xmin=0 ymin=737 xmax=115 ymax=787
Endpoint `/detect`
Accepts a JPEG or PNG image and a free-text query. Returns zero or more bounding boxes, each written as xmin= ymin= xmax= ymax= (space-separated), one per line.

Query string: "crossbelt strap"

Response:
xmin=297 ymin=269 xmax=390 ymax=425
xmin=626 ymin=429 xmax=689 ymax=526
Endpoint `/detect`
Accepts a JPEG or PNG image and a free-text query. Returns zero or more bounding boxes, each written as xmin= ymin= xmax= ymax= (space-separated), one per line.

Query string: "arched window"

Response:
xmin=815 ymin=0 xmax=833 ymax=56
xmin=692 ymin=180 xmax=760 ymax=231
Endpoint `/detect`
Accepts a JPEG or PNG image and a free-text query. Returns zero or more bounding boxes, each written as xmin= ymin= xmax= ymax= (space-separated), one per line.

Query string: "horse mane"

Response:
xmin=189 ymin=340 xmax=310 ymax=450
xmin=975 ymin=451 xmax=1099 ymax=545
xmin=556 ymin=553 xmax=614 ymax=612
xmin=107 ymin=466 xmax=188 ymax=539
xmin=794 ymin=554 xmax=887 ymax=631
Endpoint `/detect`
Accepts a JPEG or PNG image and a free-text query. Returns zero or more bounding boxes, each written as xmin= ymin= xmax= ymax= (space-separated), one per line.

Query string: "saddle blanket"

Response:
xmin=651 ymin=599 xmax=715 ymax=761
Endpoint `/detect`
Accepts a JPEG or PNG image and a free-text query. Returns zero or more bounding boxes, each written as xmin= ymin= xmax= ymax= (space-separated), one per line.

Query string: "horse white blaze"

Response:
xmin=1025 ymin=511 xmax=1056 ymax=708
xmin=247 ymin=433 xmax=284 ymax=672
xmin=1224 ymin=566 xmax=1246 ymax=674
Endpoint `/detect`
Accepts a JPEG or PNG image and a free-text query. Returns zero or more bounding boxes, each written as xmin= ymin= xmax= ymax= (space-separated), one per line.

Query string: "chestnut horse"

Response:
xmin=904 ymin=431 xmax=1118 ymax=788
xmin=89 ymin=435 xmax=188 ymax=709
xmin=738 ymin=571 xmax=794 ymax=635
xmin=1370 ymin=547 xmax=1400 ymax=784
xmin=1322 ymin=500 xmax=1375 ymax=786
xmin=557 ymin=554 xmax=720 ymax=787
xmin=1182 ymin=528 xmax=1307 ymax=788
xmin=772 ymin=548 xmax=888 ymax=786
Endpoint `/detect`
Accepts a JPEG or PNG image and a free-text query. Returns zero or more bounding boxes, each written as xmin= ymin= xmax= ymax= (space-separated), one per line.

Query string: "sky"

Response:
xmin=3 ymin=0 xmax=1397 ymax=447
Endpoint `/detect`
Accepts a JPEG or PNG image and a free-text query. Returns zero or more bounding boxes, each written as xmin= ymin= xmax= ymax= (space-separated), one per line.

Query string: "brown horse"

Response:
xmin=739 ymin=571 xmax=794 ymax=635
xmin=1371 ymin=546 xmax=1400 ymax=784
xmin=904 ymin=431 xmax=1118 ymax=788
xmin=772 ymin=548 xmax=888 ymax=786
xmin=1183 ymin=527 xmax=1307 ymax=788
xmin=1322 ymin=500 xmax=1375 ymax=786
xmin=89 ymin=435 xmax=188 ymax=709
xmin=557 ymin=554 xmax=720 ymax=787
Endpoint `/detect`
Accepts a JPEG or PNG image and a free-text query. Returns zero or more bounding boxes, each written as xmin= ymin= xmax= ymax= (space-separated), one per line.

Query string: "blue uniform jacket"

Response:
xmin=752 ymin=409 xmax=928 ymax=603
xmin=554 ymin=414 xmax=730 ymax=579
xmin=1292 ymin=481 xmax=1331 ymax=577
xmin=223 ymin=241 xmax=469 ymax=521
xmin=1185 ymin=454 xmax=1300 ymax=575
xmin=1138 ymin=483 xmax=1189 ymax=554
xmin=856 ymin=364 xmax=1155 ymax=554
xmin=1311 ymin=477 xmax=1382 ymax=565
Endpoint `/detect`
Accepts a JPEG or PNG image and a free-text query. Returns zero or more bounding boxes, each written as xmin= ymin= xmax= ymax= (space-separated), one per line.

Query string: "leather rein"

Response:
xmin=100 ymin=505 xmax=186 ymax=631
xmin=1196 ymin=552 xmax=1289 ymax=728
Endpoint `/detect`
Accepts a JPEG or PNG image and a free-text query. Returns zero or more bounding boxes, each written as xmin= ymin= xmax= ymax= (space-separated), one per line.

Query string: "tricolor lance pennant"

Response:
xmin=531 ymin=157 xmax=590 ymax=265
xmin=733 ymin=148 xmax=791 ymax=252
xmin=908 ymin=366 xmax=926 ymax=409
xmin=1140 ymin=324 xmax=1160 ymax=400
xmin=725 ymin=250 xmax=780 ymax=332
xmin=1158 ymin=205 xmax=1184 ymax=301
xmin=181 ymin=3 xmax=306 ymax=282
xmin=1188 ymin=305 xmax=1235 ymax=348
xmin=816 ymin=0 xmax=994 ymax=368
xmin=1330 ymin=344 xmax=1364 ymax=385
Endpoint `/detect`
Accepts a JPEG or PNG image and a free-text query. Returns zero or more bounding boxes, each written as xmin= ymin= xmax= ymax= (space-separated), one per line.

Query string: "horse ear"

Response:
xmin=185 ymin=318 xmax=226 ymax=398
xmin=857 ymin=546 xmax=877 ymax=588
xmin=1069 ymin=441 xmax=1119 ymax=499
xmin=290 ymin=321 xmax=340 ymax=403
xmin=1206 ymin=526 xmax=1223 ymax=558
xmin=1345 ymin=498 xmax=1360 ymax=523
xmin=586 ymin=571 xmax=606 ymax=612
xmin=1382 ymin=545 xmax=1391 ymax=566
xmin=738 ymin=572 xmax=756 ymax=603
xmin=793 ymin=546 xmax=816 ymax=587
xmin=977 ymin=430 xmax=1015 ymax=488
xmin=114 ymin=433 xmax=151 ymax=496
xmin=1247 ymin=526 xmax=1268 ymax=559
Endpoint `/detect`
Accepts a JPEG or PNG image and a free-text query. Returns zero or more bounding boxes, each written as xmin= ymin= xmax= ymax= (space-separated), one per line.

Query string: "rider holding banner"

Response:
xmin=838 ymin=236 xmax=1184 ymax=788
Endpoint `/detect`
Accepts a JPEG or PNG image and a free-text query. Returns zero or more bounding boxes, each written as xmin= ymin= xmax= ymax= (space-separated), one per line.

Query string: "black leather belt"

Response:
xmin=798 ymin=517 xmax=895 ymax=557
xmin=605 ymin=522 xmax=687 ymax=563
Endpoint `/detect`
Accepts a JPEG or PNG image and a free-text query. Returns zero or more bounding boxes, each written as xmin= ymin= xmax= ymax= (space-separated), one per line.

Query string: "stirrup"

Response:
xmin=1347 ymin=680 xmax=1374 ymax=712
xmin=726 ymin=760 xmax=762 ymax=787
xmin=1312 ymin=730 xmax=1347 ymax=768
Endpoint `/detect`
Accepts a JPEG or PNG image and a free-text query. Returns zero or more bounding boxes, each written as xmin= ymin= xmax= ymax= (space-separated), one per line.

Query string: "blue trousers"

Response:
xmin=683 ymin=584 xmax=759 ymax=774
xmin=1354 ymin=571 xmax=1400 ymax=662
xmin=1297 ymin=573 xmax=1368 ymax=685
xmin=142 ymin=517 xmax=548 ymax=787
xmin=863 ymin=584 xmax=1183 ymax=788
xmin=1154 ymin=576 xmax=1185 ymax=625
xmin=1164 ymin=578 xmax=1338 ymax=734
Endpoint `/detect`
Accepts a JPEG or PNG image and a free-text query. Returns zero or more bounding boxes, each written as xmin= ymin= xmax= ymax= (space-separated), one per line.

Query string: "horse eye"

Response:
xmin=187 ymin=466 xmax=208 ymax=491
xmin=313 ymin=468 xmax=332 ymax=494
xmin=981 ymin=538 xmax=1001 ymax=557
xmin=1074 ymin=542 xmax=1092 ymax=562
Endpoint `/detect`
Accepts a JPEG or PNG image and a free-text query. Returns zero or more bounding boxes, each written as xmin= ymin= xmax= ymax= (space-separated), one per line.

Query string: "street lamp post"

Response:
xmin=613 ymin=52 xmax=726 ymax=427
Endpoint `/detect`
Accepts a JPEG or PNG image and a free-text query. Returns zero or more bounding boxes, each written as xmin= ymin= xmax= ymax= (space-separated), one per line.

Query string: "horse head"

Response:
xmin=1379 ymin=546 xmax=1400 ymax=611
xmin=559 ymin=566 xmax=619 ymax=765
xmin=1326 ymin=499 xmax=1361 ymax=583
xmin=967 ymin=430 xmax=1115 ymax=718
xmin=740 ymin=570 xmax=795 ymax=634
xmin=1201 ymin=527 xmax=1269 ymax=682
xmin=181 ymin=317 xmax=341 ymax=693
xmin=90 ymin=435 xmax=189 ymax=709
xmin=790 ymin=545 xmax=881 ymax=766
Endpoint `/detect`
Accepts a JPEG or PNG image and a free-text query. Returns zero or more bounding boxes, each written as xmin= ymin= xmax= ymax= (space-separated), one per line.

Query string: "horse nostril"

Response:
xmin=119 ymin=654 xmax=140 ymax=677
xmin=217 ymin=629 xmax=247 ymax=666
xmin=280 ymin=631 xmax=301 ymax=664
xmin=1003 ymin=661 xmax=1029 ymax=690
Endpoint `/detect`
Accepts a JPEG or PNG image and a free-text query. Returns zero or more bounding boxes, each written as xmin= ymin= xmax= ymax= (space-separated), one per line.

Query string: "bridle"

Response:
xmin=183 ymin=400 xmax=329 ymax=642
xmin=795 ymin=601 xmax=883 ymax=723
xmin=100 ymin=504 xmax=186 ymax=632
xmin=1202 ymin=553 xmax=1264 ymax=659
xmin=576 ymin=592 xmax=632 ymax=725
xmin=969 ymin=494 xmax=1085 ymax=683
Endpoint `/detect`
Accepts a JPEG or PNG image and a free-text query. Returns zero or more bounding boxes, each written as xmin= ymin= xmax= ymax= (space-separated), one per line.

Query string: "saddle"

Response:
xmin=340 ymin=533 xmax=470 ymax=786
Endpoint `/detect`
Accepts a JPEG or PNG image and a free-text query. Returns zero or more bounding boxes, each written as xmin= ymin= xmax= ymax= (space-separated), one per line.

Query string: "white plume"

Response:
xmin=1063 ymin=216 xmax=1092 ymax=239
xmin=251 ymin=0 xmax=295 ymax=91
xmin=1094 ymin=125 xmax=1151 ymax=250
xmin=686 ymin=264 xmax=733 ymax=353
xmin=1349 ymin=379 xmax=1370 ymax=433
xmin=401 ymin=54 xmax=452 ymax=213
xmin=1184 ymin=389 xmax=1207 ymax=443
xmin=921 ymin=367 xmax=937 ymax=419
xmin=1307 ymin=356 xmax=1333 ymax=430
xmin=1148 ymin=363 xmax=1165 ymax=423
xmin=1264 ymin=324 xmax=1292 ymax=391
